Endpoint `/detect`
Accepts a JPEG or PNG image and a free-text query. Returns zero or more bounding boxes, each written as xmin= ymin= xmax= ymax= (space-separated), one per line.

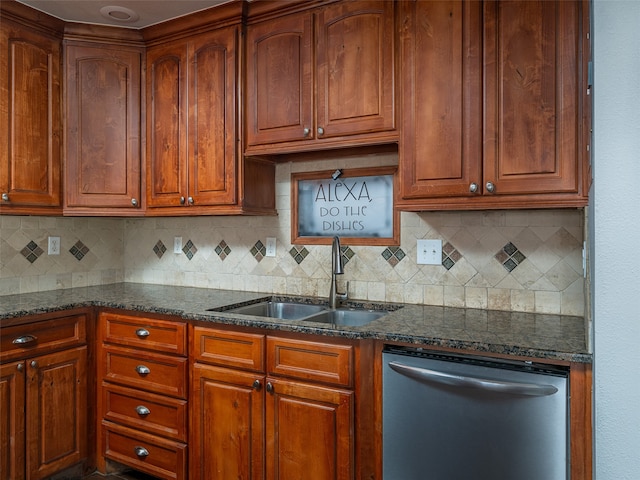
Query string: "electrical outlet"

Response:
xmin=266 ymin=237 xmax=276 ymax=257
xmin=417 ymin=239 xmax=442 ymax=265
xmin=174 ymin=236 xmax=183 ymax=254
xmin=48 ymin=236 xmax=60 ymax=255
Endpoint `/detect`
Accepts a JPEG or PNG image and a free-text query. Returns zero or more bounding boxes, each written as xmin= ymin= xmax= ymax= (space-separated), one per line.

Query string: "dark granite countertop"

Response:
xmin=0 ymin=283 xmax=591 ymax=363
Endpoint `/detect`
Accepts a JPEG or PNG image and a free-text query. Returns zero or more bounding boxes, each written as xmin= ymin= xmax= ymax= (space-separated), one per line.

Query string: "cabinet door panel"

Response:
xmin=484 ymin=0 xmax=580 ymax=195
xmin=189 ymin=27 xmax=238 ymax=206
xmin=191 ymin=363 xmax=264 ymax=480
xmin=0 ymin=361 xmax=26 ymax=480
xmin=146 ymin=43 xmax=188 ymax=208
xmin=0 ymin=25 xmax=61 ymax=211
xmin=316 ymin=1 xmax=395 ymax=138
xmin=26 ymin=346 xmax=87 ymax=480
xmin=399 ymin=0 xmax=482 ymax=199
xmin=64 ymin=45 xmax=141 ymax=210
xmin=266 ymin=378 xmax=353 ymax=480
xmin=246 ymin=11 xmax=313 ymax=146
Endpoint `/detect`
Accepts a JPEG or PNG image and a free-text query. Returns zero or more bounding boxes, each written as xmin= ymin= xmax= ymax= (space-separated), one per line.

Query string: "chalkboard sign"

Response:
xmin=292 ymin=167 xmax=399 ymax=246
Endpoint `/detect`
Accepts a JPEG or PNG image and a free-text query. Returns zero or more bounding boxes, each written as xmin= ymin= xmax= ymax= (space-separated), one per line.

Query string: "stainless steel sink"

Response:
xmin=222 ymin=301 xmax=326 ymax=320
xmin=303 ymin=308 xmax=389 ymax=327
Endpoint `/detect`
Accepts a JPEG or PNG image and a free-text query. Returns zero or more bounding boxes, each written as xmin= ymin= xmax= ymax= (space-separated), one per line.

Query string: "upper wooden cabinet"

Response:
xmin=146 ymin=24 xmax=276 ymax=215
xmin=63 ymin=34 xmax=144 ymax=215
xmin=397 ymin=0 xmax=591 ymax=211
xmin=0 ymin=9 xmax=63 ymax=215
xmin=245 ymin=0 xmax=396 ymax=155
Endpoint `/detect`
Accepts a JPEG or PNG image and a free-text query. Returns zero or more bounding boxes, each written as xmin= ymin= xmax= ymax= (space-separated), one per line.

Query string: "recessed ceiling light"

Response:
xmin=99 ymin=5 xmax=139 ymax=23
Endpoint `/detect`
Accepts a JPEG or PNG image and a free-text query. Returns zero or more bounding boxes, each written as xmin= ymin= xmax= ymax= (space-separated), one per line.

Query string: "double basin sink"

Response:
xmin=210 ymin=299 xmax=396 ymax=327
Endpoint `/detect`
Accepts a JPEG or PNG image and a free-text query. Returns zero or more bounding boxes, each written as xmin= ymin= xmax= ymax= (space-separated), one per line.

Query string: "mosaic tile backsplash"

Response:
xmin=0 ymin=156 xmax=586 ymax=316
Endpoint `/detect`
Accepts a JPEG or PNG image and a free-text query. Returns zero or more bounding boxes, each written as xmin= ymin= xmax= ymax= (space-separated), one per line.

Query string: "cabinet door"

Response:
xmin=0 ymin=22 xmax=61 ymax=213
xmin=246 ymin=11 xmax=313 ymax=146
xmin=316 ymin=0 xmax=395 ymax=138
xmin=266 ymin=378 xmax=353 ymax=480
xmin=398 ymin=0 xmax=483 ymax=199
xmin=64 ymin=44 xmax=142 ymax=212
xmin=188 ymin=26 xmax=238 ymax=206
xmin=191 ymin=363 xmax=264 ymax=480
xmin=0 ymin=361 xmax=26 ymax=480
xmin=26 ymin=346 xmax=87 ymax=480
xmin=146 ymin=41 xmax=188 ymax=208
xmin=483 ymin=0 xmax=581 ymax=195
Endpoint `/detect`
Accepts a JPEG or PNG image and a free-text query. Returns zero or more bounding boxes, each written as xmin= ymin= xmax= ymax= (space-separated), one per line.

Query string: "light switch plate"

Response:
xmin=174 ymin=236 xmax=183 ymax=254
xmin=266 ymin=237 xmax=276 ymax=257
xmin=417 ymin=239 xmax=442 ymax=265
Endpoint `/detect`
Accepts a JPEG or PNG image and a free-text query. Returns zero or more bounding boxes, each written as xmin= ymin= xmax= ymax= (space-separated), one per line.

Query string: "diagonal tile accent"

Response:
xmin=20 ymin=240 xmax=44 ymax=264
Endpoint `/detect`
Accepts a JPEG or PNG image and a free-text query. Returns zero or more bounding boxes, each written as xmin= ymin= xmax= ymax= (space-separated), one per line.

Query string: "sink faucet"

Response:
xmin=329 ymin=236 xmax=348 ymax=309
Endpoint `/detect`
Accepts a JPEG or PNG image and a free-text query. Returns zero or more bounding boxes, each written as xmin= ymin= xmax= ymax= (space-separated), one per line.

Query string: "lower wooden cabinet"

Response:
xmin=0 ymin=313 xmax=88 ymax=480
xmin=265 ymin=377 xmax=353 ymax=480
xmin=190 ymin=325 xmax=357 ymax=480
xmin=97 ymin=311 xmax=188 ymax=480
xmin=0 ymin=345 xmax=87 ymax=480
xmin=191 ymin=363 xmax=265 ymax=480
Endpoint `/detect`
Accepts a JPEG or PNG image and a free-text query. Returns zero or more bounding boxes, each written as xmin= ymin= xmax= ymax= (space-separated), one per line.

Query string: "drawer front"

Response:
xmin=102 ymin=345 xmax=187 ymax=398
xmin=103 ymin=422 xmax=186 ymax=480
xmin=0 ymin=314 xmax=86 ymax=362
xmin=267 ymin=336 xmax=353 ymax=387
xmin=192 ymin=326 xmax=264 ymax=371
xmin=103 ymin=383 xmax=187 ymax=441
xmin=101 ymin=312 xmax=186 ymax=355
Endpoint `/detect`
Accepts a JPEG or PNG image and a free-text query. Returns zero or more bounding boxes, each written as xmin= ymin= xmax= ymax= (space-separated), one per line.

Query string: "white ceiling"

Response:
xmin=16 ymin=0 xmax=230 ymax=29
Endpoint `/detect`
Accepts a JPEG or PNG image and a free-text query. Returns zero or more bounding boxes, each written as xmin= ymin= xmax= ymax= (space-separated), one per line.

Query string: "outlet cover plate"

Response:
xmin=417 ymin=239 xmax=442 ymax=265
xmin=48 ymin=236 xmax=60 ymax=255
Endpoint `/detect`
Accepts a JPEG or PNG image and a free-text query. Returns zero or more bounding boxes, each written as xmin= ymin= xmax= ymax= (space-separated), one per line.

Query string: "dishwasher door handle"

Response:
xmin=388 ymin=361 xmax=558 ymax=396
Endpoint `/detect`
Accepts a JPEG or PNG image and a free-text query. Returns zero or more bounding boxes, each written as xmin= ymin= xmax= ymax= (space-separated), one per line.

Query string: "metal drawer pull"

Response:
xmin=136 ymin=405 xmax=151 ymax=416
xmin=17 ymin=363 xmax=24 ymax=372
xmin=135 ymin=328 xmax=150 ymax=338
xmin=134 ymin=446 xmax=149 ymax=458
xmin=30 ymin=360 xmax=38 ymax=368
xmin=252 ymin=379 xmax=262 ymax=390
xmin=266 ymin=382 xmax=274 ymax=394
xmin=136 ymin=365 xmax=151 ymax=375
xmin=12 ymin=335 xmax=37 ymax=345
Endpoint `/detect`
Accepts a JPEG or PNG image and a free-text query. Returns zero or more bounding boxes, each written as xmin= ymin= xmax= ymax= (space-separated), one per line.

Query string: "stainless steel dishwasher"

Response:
xmin=382 ymin=346 xmax=569 ymax=480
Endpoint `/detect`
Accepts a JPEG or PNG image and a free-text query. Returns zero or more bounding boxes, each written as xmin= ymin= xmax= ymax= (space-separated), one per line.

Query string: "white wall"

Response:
xmin=593 ymin=1 xmax=640 ymax=477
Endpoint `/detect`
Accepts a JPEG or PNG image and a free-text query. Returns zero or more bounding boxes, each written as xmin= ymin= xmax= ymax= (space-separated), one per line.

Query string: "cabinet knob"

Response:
xmin=131 ymin=198 xmax=138 ymax=207
xmin=252 ymin=379 xmax=262 ymax=391
xmin=134 ymin=446 xmax=149 ymax=458
xmin=303 ymin=128 xmax=310 ymax=137
xmin=485 ymin=181 xmax=496 ymax=193
xmin=266 ymin=382 xmax=274 ymax=394
xmin=187 ymin=196 xmax=194 ymax=205
xmin=135 ymin=405 xmax=151 ymax=416
xmin=317 ymin=127 xmax=324 ymax=136
xmin=1 ymin=193 xmax=8 ymax=202
xmin=30 ymin=360 xmax=38 ymax=369
xmin=135 ymin=365 xmax=151 ymax=375
xmin=135 ymin=328 xmax=150 ymax=338
xmin=17 ymin=363 xmax=24 ymax=372
xmin=469 ymin=183 xmax=479 ymax=193
xmin=180 ymin=196 xmax=186 ymax=205
xmin=12 ymin=334 xmax=37 ymax=345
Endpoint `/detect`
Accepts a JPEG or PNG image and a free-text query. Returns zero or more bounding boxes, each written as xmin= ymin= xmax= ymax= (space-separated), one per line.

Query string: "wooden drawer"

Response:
xmin=102 ymin=382 xmax=187 ymax=442
xmin=267 ymin=336 xmax=353 ymax=387
xmin=0 ymin=314 xmax=86 ymax=363
xmin=101 ymin=312 xmax=186 ymax=355
xmin=191 ymin=326 xmax=264 ymax=371
xmin=102 ymin=345 xmax=187 ymax=398
xmin=103 ymin=422 xmax=186 ymax=480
